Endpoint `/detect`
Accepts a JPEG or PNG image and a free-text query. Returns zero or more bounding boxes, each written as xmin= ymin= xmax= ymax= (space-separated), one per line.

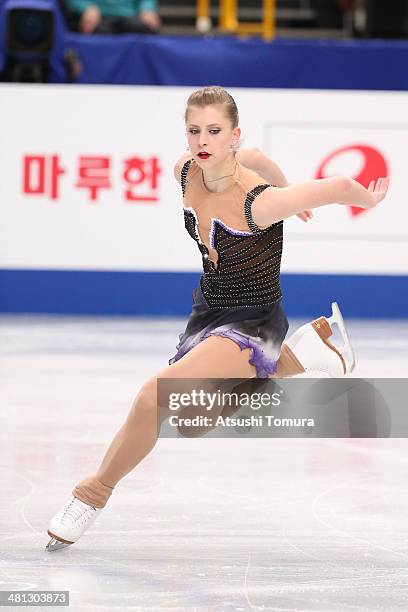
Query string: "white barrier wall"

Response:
xmin=0 ymin=84 xmax=406 ymax=276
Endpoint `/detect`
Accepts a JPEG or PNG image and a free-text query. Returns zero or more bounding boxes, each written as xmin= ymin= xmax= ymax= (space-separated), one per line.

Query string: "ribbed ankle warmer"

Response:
xmin=72 ymin=476 xmax=114 ymax=509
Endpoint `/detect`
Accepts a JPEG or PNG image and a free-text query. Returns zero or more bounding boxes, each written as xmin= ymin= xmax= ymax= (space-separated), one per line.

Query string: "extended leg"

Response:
xmin=46 ymin=335 xmax=262 ymax=550
xmin=46 ymin=303 xmax=354 ymax=550
xmin=280 ymin=302 xmax=355 ymax=377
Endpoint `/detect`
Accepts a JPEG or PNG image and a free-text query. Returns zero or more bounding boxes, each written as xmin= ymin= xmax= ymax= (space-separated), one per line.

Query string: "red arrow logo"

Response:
xmin=315 ymin=145 xmax=389 ymax=217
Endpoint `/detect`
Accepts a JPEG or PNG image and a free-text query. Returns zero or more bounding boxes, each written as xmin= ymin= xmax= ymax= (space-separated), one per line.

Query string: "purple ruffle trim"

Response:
xmin=205 ymin=329 xmax=277 ymax=378
xmin=168 ymin=341 xmax=190 ymax=364
xmin=169 ymin=328 xmax=277 ymax=378
xmin=209 ymin=218 xmax=253 ymax=249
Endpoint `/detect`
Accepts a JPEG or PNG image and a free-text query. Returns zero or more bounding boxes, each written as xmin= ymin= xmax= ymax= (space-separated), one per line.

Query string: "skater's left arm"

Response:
xmin=237 ymin=148 xmax=313 ymax=223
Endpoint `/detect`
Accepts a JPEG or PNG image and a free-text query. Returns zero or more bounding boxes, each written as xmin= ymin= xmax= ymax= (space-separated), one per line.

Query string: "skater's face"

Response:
xmin=186 ymin=104 xmax=240 ymax=168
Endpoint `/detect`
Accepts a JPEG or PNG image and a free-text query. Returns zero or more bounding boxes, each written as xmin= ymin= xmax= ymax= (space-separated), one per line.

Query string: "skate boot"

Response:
xmin=46 ymin=496 xmax=102 ymax=551
xmin=285 ymin=302 xmax=355 ymax=376
xmin=46 ymin=476 xmax=113 ymax=551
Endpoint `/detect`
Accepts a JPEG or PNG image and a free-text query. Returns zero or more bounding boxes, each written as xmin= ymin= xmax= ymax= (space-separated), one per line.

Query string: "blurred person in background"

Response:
xmin=63 ymin=0 xmax=161 ymax=34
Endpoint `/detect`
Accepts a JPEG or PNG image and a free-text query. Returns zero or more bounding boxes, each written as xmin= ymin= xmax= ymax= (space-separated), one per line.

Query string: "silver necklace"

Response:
xmin=205 ymin=163 xmax=237 ymax=183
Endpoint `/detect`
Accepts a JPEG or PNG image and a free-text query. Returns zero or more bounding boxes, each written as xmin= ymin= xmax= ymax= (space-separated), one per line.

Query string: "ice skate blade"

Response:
xmin=327 ymin=302 xmax=356 ymax=373
xmin=45 ymin=538 xmax=73 ymax=552
xmin=46 ymin=531 xmax=74 ymax=552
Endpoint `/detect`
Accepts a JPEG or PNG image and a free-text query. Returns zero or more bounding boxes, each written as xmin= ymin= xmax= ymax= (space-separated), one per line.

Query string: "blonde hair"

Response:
xmin=184 ymin=86 xmax=239 ymax=128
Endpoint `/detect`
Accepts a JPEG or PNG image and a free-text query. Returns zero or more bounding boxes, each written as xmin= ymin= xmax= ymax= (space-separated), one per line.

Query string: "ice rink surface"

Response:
xmin=1 ymin=315 xmax=408 ymax=612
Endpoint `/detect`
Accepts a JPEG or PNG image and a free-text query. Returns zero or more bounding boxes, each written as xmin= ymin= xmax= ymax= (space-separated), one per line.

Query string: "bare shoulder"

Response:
xmin=250 ymin=184 xmax=283 ymax=227
xmin=237 ymin=162 xmax=269 ymax=190
xmin=235 ymin=148 xmax=262 ymax=167
xmin=174 ymin=153 xmax=194 ymax=183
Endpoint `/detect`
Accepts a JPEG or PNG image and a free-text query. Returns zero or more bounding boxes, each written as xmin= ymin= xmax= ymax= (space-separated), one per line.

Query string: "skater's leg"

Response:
xmin=275 ymin=303 xmax=355 ymax=377
xmin=75 ymin=304 xmax=353 ymax=506
xmin=274 ymin=343 xmax=305 ymax=377
xmin=83 ymin=335 xmax=261 ymax=497
xmin=46 ymin=335 xmax=257 ymax=550
xmin=46 ymin=304 xmax=353 ymax=549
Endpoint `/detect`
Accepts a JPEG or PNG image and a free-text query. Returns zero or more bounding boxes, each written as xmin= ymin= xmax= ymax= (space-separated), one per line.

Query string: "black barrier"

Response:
xmin=156 ymin=378 xmax=397 ymax=438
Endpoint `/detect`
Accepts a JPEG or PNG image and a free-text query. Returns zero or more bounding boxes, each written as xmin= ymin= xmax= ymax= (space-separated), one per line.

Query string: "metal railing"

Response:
xmin=196 ymin=0 xmax=276 ymax=40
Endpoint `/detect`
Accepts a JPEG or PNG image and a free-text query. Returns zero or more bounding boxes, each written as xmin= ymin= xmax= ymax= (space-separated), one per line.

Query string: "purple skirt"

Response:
xmin=169 ymin=282 xmax=289 ymax=378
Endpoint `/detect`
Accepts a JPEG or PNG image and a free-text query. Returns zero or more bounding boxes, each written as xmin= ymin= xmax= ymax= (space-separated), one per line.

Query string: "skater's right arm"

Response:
xmin=251 ymin=176 xmax=390 ymax=226
xmin=174 ymin=153 xmax=193 ymax=183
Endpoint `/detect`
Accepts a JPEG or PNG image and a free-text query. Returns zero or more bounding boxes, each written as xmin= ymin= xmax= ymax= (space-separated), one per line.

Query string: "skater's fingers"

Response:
xmin=382 ymin=176 xmax=390 ymax=191
xmin=302 ymin=209 xmax=313 ymax=220
xmin=380 ymin=177 xmax=390 ymax=193
xmin=374 ymin=178 xmax=383 ymax=192
xmin=368 ymin=180 xmax=375 ymax=191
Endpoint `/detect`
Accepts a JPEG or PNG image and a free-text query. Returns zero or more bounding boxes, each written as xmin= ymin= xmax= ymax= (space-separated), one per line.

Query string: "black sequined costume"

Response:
xmin=169 ymin=159 xmax=289 ymax=377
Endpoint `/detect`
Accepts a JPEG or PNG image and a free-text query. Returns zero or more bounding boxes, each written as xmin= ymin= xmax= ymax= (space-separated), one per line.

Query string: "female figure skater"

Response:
xmin=46 ymin=86 xmax=389 ymax=551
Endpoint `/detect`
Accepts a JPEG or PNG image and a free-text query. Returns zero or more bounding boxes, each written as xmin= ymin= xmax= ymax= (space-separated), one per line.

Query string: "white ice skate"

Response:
xmin=327 ymin=302 xmax=355 ymax=373
xmin=46 ymin=496 xmax=102 ymax=552
xmin=286 ymin=301 xmax=355 ymax=377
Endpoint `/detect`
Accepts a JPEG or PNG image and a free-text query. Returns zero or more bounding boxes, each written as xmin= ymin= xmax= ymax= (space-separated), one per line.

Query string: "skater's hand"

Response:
xmin=364 ymin=177 xmax=390 ymax=208
xmin=296 ymin=209 xmax=314 ymax=222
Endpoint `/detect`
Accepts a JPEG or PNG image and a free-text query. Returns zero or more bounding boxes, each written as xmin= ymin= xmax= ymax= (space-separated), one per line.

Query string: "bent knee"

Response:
xmin=129 ymin=378 xmax=157 ymax=422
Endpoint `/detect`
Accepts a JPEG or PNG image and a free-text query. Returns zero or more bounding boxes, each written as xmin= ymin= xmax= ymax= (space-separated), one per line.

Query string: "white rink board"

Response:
xmin=0 ymin=84 xmax=406 ymax=274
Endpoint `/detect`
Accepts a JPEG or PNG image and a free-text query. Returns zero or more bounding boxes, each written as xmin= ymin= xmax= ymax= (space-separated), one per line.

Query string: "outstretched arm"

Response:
xmin=252 ymin=176 xmax=390 ymax=226
xmin=237 ymin=148 xmax=313 ymax=223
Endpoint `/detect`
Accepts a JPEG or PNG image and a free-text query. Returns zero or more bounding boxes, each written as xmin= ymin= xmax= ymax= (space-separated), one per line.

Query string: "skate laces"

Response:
xmin=59 ymin=498 xmax=97 ymax=527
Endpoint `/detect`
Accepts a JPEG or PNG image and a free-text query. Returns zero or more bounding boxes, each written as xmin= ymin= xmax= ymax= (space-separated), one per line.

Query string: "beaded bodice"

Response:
xmin=181 ymin=159 xmax=283 ymax=308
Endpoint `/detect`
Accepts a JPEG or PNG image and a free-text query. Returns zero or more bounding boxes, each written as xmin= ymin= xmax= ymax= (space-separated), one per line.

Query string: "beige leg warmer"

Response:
xmin=275 ymin=343 xmax=305 ymax=377
xmin=73 ymin=476 xmax=114 ymax=509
